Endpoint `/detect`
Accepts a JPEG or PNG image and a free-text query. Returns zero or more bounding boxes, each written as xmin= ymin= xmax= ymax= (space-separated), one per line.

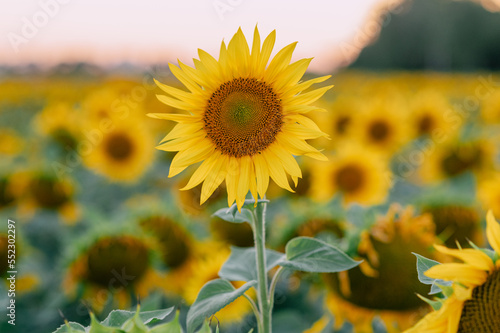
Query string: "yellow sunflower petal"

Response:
xmin=425 ymin=263 xmax=488 ymax=287
xmin=486 ymin=210 xmax=500 ymax=255
xmin=434 ymin=244 xmax=494 ymax=271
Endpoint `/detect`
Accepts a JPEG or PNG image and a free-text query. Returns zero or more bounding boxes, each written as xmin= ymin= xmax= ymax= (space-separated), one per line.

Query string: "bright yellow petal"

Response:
xmin=287 ymin=85 xmax=334 ymax=106
xmin=434 ymin=244 xmax=494 ymax=271
xmin=256 ymin=30 xmax=276 ymax=75
xmin=425 ymin=263 xmax=488 ymax=287
xmin=264 ymin=150 xmax=293 ymax=192
xmin=264 ymin=42 xmax=297 ymax=84
xmin=253 ymin=154 xmax=270 ymax=198
xmin=272 ymin=58 xmax=312 ymax=93
xmin=200 ymin=155 xmax=228 ymax=204
xmin=486 ymin=210 xmax=500 ymax=255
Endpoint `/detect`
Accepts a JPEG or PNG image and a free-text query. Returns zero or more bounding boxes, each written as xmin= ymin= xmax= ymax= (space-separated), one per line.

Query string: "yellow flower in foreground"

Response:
xmin=404 ymin=210 xmax=500 ymax=333
xmin=150 ymin=27 xmax=332 ymax=209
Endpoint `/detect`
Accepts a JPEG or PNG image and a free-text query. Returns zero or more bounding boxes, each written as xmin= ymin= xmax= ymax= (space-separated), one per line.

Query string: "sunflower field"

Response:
xmin=1 ymin=1 xmax=500 ymax=333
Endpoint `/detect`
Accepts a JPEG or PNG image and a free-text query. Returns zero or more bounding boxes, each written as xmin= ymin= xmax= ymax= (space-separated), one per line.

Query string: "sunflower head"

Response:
xmin=150 ymin=26 xmax=332 ymax=209
xmin=310 ymin=144 xmax=390 ymax=205
xmin=422 ymin=205 xmax=483 ymax=248
xmin=29 ymin=174 xmax=73 ymax=209
xmin=139 ymin=215 xmax=192 ymax=268
xmin=325 ymin=205 xmax=438 ymax=331
xmin=404 ymin=210 xmax=500 ymax=333
xmin=83 ymin=117 xmax=155 ymax=182
xmin=84 ymin=235 xmax=150 ymax=287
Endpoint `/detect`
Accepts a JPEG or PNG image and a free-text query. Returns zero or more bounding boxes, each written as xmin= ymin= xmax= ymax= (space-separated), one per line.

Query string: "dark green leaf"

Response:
xmin=187 ymin=279 xmax=256 ymax=333
xmin=280 ymin=237 xmax=361 ymax=273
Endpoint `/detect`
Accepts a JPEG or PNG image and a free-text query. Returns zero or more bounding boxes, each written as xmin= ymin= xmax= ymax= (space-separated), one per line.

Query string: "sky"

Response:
xmin=1 ymin=0 xmax=404 ymax=73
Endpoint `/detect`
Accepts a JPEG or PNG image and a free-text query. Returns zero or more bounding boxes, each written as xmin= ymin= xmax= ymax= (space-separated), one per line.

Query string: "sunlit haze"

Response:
xmin=1 ymin=0 xmax=400 ymax=73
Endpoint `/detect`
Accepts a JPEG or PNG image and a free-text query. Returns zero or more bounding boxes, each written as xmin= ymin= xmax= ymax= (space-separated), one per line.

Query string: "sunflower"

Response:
xmin=349 ymin=97 xmax=410 ymax=155
xmin=149 ymin=26 xmax=332 ymax=210
xmin=419 ymin=138 xmax=496 ymax=183
xmin=63 ymin=234 xmax=162 ymax=313
xmin=318 ymin=95 xmax=361 ymax=147
xmin=83 ymin=116 xmax=155 ymax=182
xmin=34 ymin=102 xmax=81 ymax=150
xmin=309 ymin=144 xmax=390 ymax=205
xmin=404 ymin=210 xmax=500 ymax=333
xmin=183 ymin=246 xmax=254 ymax=326
xmin=16 ymin=172 xmax=80 ymax=224
xmin=422 ymin=205 xmax=483 ymax=249
xmin=408 ymin=90 xmax=458 ymax=139
xmin=324 ymin=205 xmax=439 ymax=332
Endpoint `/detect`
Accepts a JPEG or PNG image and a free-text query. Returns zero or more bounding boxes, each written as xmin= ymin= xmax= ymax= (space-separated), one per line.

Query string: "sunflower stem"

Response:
xmin=252 ymin=200 xmax=271 ymax=333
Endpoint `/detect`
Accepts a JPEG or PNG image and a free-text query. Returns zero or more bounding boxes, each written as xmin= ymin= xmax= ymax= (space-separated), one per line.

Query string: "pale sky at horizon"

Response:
xmin=1 ymin=0 xmax=401 ymax=73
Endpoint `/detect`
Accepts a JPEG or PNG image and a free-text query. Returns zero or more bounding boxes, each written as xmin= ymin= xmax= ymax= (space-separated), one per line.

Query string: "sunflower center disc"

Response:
xmin=335 ymin=164 xmax=364 ymax=192
xmin=105 ymin=132 xmax=134 ymax=161
xmin=204 ymin=78 xmax=283 ymax=157
xmin=86 ymin=236 xmax=149 ymax=287
xmin=369 ymin=120 xmax=390 ymax=142
xmin=458 ymin=269 xmax=500 ymax=332
xmin=418 ymin=114 xmax=434 ymax=134
xmin=31 ymin=177 xmax=69 ymax=208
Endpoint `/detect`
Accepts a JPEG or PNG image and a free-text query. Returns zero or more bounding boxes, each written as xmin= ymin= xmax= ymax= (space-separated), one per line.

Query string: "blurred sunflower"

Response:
xmin=408 ymin=90 xmax=457 ymax=139
xmin=83 ymin=116 xmax=155 ymax=182
xmin=63 ymin=234 xmax=161 ymax=312
xmin=34 ymin=102 xmax=81 ymax=150
xmin=183 ymin=246 xmax=254 ymax=326
xmin=320 ymin=95 xmax=360 ymax=146
xmin=81 ymin=88 xmax=124 ymax=124
xmin=150 ymin=26 xmax=332 ymax=210
xmin=324 ymin=205 xmax=439 ymax=333
xmin=481 ymin=89 xmax=500 ymax=124
xmin=350 ymin=98 xmax=409 ymax=155
xmin=420 ymin=138 xmax=496 ymax=183
xmin=404 ymin=210 xmax=500 ymax=333
xmin=478 ymin=175 xmax=500 ymax=217
xmin=422 ymin=204 xmax=483 ymax=249
xmin=17 ymin=172 xmax=80 ymax=224
xmin=210 ymin=216 xmax=254 ymax=248
xmin=0 ymin=129 xmax=24 ymax=156
xmin=309 ymin=144 xmax=390 ymax=205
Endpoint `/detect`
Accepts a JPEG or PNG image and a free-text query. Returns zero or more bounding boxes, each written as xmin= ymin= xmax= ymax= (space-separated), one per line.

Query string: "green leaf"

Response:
xmin=89 ymin=313 xmax=125 ymax=333
xmin=101 ymin=307 xmax=174 ymax=327
xmin=219 ymin=246 xmax=285 ymax=282
xmin=121 ymin=307 xmax=149 ymax=333
xmin=213 ymin=207 xmax=254 ymax=224
xmin=150 ymin=311 xmax=182 ymax=333
xmin=53 ymin=322 xmax=86 ymax=333
xmin=186 ymin=279 xmax=257 ymax=333
xmin=413 ymin=253 xmax=451 ymax=294
xmin=280 ymin=237 xmax=361 ymax=273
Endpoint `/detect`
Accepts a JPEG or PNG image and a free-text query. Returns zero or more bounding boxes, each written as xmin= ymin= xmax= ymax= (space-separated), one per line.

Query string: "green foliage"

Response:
xmin=413 ymin=253 xmax=452 ymax=294
xmin=218 ymin=246 xmax=285 ymax=282
xmin=53 ymin=307 xmax=175 ymax=333
xmin=280 ymin=236 xmax=361 ymax=273
xmin=186 ymin=279 xmax=257 ymax=333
